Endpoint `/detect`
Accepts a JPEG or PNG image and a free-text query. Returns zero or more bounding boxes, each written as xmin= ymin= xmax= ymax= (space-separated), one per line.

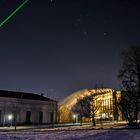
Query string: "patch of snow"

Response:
xmin=0 ymin=129 xmax=139 ymax=140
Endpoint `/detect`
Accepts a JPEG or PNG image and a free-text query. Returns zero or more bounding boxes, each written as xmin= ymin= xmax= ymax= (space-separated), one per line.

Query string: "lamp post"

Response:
xmin=73 ymin=114 xmax=78 ymax=124
xmin=8 ymin=114 xmax=13 ymax=127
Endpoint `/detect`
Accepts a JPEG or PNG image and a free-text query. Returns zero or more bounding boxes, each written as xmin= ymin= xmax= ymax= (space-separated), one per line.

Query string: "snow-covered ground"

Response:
xmin=0 ymin=127 xmax=139 ymax=140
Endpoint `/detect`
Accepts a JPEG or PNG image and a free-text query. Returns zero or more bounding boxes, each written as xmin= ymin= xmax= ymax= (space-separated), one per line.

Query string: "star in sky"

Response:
xmin=84 ymin=31 xmax=88 ymax=35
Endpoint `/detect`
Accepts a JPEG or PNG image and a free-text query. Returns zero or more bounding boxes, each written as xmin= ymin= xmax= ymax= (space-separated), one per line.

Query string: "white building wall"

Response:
xmin=0 ymin=97 xmax=57 ymax=125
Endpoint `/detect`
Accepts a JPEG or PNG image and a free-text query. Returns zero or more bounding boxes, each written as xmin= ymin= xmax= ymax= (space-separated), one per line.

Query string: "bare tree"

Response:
xmin=118 ymin=46 xmax=140 ymax=125
xmin=72 ymin=89 xmax=102 ymax=126
xmin=88 ymin=90 xmax=103 ymax=126
xmin=12 ymin=92 xmax=24 ymax=130
xmin=72 ymin=96 xmax=90 ymax=125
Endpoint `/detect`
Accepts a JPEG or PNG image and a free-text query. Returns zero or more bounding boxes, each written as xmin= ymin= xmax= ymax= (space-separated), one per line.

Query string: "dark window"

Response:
xmin=50 ymin=112 xmax=53 ymax=123
xmin=26 ymin=111 xmax=31 ymax=123
xmin=39 ymin=111 xmax=43 ymax=123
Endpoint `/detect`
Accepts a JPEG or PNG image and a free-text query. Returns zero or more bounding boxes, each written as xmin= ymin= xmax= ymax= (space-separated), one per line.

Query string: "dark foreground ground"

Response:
xmin=0 ymin=124 xmax=140 ymax=140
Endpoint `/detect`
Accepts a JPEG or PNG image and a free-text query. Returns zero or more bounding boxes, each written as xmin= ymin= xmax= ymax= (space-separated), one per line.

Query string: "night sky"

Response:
xmin=0 ymin=0 xmax=140 ymax=101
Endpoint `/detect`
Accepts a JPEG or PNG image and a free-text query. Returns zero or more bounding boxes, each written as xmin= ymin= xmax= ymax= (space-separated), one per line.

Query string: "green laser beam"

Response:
xmin=0 ymin=0 xmax=30 ymax=28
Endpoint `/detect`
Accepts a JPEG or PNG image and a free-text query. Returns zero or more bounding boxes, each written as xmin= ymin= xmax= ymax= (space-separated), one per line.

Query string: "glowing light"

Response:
xmin=0 ymin=0 xmax=30 ymax=28
xmin=8 ymin=114 xmax=13 ymax=120
xmin=73 ymin=114 xmax=76 ymax=119
xmin=73 ymin=114 xmax=78 ymax=123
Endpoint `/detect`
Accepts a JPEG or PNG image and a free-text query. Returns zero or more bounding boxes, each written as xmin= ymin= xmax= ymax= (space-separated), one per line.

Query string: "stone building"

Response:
xmin=0 ymin=90 xmax=57 ymax=125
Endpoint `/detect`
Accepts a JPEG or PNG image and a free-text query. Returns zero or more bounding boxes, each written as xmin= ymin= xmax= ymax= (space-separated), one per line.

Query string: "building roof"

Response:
xmin=59 ymin=88 xmax=113 ymax=109
xmin=0 ymin=90 xmax=55 ymax=102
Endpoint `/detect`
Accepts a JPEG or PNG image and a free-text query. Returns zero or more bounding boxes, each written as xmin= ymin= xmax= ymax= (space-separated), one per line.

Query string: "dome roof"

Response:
xmin=59 ymin=88 xmax=113 ymax=110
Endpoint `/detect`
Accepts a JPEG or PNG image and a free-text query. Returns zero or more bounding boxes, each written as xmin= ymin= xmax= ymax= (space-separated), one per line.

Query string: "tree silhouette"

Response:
xmin=118 ymin=46 xmax=140 ymax=125
xmin=72 ymin=89 xmax=102 ymax=126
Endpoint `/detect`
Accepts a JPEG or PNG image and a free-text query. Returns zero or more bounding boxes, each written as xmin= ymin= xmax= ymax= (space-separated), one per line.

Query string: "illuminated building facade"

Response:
xmin=59 ymin=89 xmax=122 ymax=123
xmin=0 ymin=90 xmax=57 ymax=125
xmin=91 ymin=90 xmax=122 ymax=121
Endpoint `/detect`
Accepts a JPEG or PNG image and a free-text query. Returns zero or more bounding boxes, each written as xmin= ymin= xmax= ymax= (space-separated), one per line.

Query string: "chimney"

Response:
xmin=41 ymin=93 xmax=44 ymax=97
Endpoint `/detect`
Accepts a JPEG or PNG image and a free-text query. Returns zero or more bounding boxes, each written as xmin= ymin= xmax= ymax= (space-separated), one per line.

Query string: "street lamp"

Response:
xmin=8 ymin=115 xmax=13 ymax=120
xmin=73 ymin=114 xmax=78 ymax=123
xmin=73 ymin=114 xmax=76 ymax=119
xmin=8 ymin=114 xmax=13 ymax=127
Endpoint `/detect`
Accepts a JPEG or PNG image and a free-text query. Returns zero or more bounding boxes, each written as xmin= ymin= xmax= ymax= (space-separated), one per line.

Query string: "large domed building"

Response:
xmin=59 ymin=88 xmax=122 ymax=123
